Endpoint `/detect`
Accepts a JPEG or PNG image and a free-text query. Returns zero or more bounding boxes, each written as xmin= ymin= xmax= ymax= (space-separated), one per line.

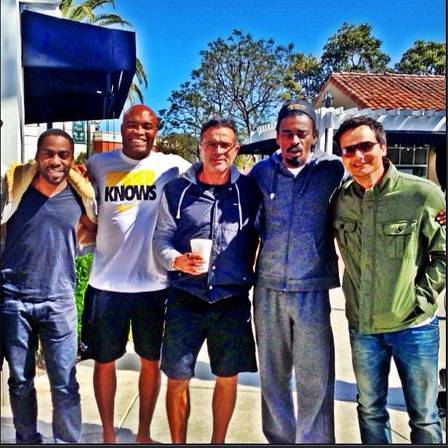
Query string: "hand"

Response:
xmin=173 ymin=252 xmax=207 ymax=275
xmin=79 ymin=214 xmax=97 ymax=232
xmin=435 ymin=208 xmax=446 ymax=226
xmin=76 ymin=214 xmax=97 ymax=245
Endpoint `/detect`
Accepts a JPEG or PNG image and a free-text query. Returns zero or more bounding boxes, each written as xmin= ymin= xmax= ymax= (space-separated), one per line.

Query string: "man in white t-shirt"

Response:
xmin=80 ymin=105 xmax=190 ymax=443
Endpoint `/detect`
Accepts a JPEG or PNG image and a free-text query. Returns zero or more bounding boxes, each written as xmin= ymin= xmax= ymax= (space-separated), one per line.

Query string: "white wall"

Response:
xmin=23 ymin=122 xmax=98 ymax=161
xmin=1 ymin=0 xmax=23 ymax=169
xmin=1 ymin=0 xmax=63 ymax=170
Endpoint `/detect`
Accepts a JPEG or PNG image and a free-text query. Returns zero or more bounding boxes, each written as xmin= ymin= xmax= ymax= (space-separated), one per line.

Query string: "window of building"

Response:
xmin=387 ymin=144 xmax=429 ymax=178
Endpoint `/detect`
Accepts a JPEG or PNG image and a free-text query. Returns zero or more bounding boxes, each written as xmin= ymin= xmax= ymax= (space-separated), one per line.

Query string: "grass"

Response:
xmin=74 ymin=253 xmax=93 ymax=336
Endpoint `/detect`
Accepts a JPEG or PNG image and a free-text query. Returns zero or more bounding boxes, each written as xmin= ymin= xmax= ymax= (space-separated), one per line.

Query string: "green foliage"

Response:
xmin=162 ymin=29 xmax=294 ymax=139
xmin=60 ymin=0 xmax=147 ymax=104
xmin=74 ymin=254 xmax=93 ymax=335
xmin=234 ymin=154 xmax=255 ymax=173
xmin=75 ymin=151 xmax=87 ymax=164
xmin=321 ymin=23 xmax=391 ymax=75
xmin=60 ymin=0 xmax=130 ymax=27
xmin=162 ymin=23 xmax=401 ymax=139
xmin=395 ymin=40 xmax=446 ymax=75
xmin=159 ymin=82 xmax=212 ymax=138
xmin=156 ymin=133 xmax=199 ymax=163
xmin=283 ymin=53 xmax=325 ymax=102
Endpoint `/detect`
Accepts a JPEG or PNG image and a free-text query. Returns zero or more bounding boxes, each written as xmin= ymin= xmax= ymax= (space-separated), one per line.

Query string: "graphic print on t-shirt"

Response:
xmin=104 ymin=169 xmax=158 ymax=211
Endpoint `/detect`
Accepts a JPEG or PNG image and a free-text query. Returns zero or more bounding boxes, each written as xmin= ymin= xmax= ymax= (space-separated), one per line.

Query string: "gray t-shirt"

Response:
xmin=1 ymin=184 xmax=83 ymax=300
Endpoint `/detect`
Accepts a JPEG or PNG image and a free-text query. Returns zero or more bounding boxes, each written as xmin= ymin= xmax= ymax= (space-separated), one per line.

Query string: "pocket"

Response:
xmin=334 ymin=220 xmax=356 ymax=248
xmin=287 ymin=232 xmax=320 ymax=278
xmin=44 ymin=298 xmax=77 ymax=337
xmin=382 ymin=219 xmax=416 ymax=258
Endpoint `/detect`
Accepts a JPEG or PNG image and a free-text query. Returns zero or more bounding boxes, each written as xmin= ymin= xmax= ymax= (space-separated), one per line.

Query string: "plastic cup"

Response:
xmin=190 ymin=238 xmax=213 ymax=273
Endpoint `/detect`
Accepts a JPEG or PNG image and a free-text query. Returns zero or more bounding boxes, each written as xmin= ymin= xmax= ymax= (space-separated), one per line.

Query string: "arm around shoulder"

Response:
xmin=414 ymin=186 xmax=446 ymax=305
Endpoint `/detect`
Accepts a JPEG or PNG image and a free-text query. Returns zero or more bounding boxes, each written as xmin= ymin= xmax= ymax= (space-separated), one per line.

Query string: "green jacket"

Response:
xmin=332 ymin=160 xmax=446 ymax=334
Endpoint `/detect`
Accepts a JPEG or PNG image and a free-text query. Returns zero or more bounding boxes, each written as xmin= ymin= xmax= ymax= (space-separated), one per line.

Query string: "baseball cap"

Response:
xmin=276 ymin=99 xmax=317 ymax=130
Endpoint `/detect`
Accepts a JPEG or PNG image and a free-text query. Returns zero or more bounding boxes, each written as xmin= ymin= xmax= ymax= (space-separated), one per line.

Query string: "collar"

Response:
xmin=272 ymin=149 xmax=314 ymax=176
xmin=352 ymin=159 xmax=400 ymax=197
xmin=182 ymin=162 xmax=241 ymax=185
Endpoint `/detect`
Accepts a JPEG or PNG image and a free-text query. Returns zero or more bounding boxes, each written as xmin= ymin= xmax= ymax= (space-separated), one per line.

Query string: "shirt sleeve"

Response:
xmin=85 ymin=155 xmax=101 ymax=204
xmin=153 ymin=190 xmax=182 ymax=271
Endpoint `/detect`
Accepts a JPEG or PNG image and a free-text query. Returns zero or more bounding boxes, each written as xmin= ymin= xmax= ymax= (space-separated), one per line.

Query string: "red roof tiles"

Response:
xmin=322 ymin=72 xmax=445 ymax=110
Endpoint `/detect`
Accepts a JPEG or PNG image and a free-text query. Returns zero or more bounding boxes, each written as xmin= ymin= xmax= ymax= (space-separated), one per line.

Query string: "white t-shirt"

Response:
xmin=287 ymin=154 xmax=311 ymax=177
xmin=87 ymin=149 xmax=190 ymax=292
xmin=287 ymin=166 xmax=305 ymax=177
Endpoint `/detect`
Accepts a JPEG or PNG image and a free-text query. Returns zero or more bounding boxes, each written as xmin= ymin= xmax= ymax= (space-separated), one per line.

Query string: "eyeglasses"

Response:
xmin=201 ymin=141 xmax=236 ymax=151
xmin=340 ymin=141 xmax=378 ymax=158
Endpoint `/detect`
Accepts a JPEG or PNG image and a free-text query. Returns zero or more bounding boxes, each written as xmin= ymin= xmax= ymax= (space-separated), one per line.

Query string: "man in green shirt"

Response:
xmin=332 ymin=116 xmax=445 ymax=444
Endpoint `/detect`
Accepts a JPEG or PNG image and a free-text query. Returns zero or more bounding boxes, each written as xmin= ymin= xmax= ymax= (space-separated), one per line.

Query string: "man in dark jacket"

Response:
xmin=250 ymin=100 xmax=345 ymax=443
xmin=154 ymin=118 xmax=260 ymax=443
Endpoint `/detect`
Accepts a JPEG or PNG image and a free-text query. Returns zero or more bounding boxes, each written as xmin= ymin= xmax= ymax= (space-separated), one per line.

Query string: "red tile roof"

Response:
xmin=322 ymin=72 xmax=445 ymax=110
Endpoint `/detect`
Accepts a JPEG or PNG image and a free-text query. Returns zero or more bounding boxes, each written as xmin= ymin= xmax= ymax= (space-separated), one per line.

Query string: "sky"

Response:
xmin=104 ymin=0 xmax=445 ymax=119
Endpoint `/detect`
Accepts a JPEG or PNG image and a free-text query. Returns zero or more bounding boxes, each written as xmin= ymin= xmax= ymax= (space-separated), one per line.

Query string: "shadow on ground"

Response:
xmin=79 ymin=352 xmax=407 ymax=411
xmin=0 ymin=417 xmax=136 ymax=444
xmin=194 ymin=360 xmax=406 ymax=410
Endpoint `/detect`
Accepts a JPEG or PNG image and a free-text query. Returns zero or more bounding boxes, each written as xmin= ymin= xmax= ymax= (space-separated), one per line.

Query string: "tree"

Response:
xmin=163 ymin=30 xmax=294 ymax=139
xmin=155 ymin=133 xmax=199 ymax=163
xmin=60 ymin=0 xmax=148 ymax=103
xmin=321 ymin=23 xmax=391 ymax=75
xmin=159 ymin=80 xmax=214 ymax=138
xmin=283 ymin=52 xmax=325 ymax=103
xmin=395 ymin=40 xmax=446 ymax=75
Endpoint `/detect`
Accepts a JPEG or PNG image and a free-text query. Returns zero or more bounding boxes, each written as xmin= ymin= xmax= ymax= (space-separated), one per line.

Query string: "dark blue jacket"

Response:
xmin=250 ymin=151 xmax=345 ymax=292
xmin=154 ymin=163 xmax=261 ymax=303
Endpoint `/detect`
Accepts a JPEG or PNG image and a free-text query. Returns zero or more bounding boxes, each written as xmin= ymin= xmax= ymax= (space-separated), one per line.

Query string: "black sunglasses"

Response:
xmin=340 ymin=141 xmax=378 ymax=158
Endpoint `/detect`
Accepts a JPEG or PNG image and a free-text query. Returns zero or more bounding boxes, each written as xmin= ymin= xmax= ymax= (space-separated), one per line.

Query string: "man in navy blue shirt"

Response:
xmin=154 ymin=118 xmax=259 ymax=443
xmin=0 ymin=129 xmax=96 ymax=444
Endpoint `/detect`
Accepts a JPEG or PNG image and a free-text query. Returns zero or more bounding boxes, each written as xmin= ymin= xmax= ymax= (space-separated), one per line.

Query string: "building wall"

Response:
xmin=22 ymin=122 xmax=97 ymax=161
xmin=314 ymin=84 xmax=358 ymax=110
xmin=21 ymin=125 xmax=125 ymax=162
xmin=1 ymin=0 xmax=22 ymax=171
xmin=93 ymin=131 xmax=122 ymax=153
xmin=249 ymin=107 xmax=445 ymax=184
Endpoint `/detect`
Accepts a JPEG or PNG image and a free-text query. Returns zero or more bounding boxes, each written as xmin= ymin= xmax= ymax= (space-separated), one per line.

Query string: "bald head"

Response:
xmin=123 ymin=104 xmax=158 ymax=126
xmin=121 ymin=104 xmax=159 ymax=160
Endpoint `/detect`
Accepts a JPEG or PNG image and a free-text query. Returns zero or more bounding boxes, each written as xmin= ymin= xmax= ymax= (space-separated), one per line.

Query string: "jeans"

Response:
xmin=1 ymin=294 xmax=81 ymax=444
xmin=254 ymin=287 xmax=335 ymax=443
xmin=349 ymin=319 xmax=442 ymax=444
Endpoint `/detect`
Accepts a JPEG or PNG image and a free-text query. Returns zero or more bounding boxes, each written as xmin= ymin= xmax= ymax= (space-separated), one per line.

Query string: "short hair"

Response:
xmin=37 ymin=128 xmax=75 ymax=154
xmin=334 ymin=116 xmax=387 ymax=148
xmin=276 ymin=99 xmax=318 ymax=137
xmin=199 ymin=117 xmax=239 ymax=142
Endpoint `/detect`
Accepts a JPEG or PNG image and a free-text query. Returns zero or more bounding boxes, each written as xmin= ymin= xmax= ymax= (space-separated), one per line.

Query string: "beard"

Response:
xmin=286 ymin=155 xmax=303 ymax=167
xmin=285 ymin=145 xmax=306 ymax=167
